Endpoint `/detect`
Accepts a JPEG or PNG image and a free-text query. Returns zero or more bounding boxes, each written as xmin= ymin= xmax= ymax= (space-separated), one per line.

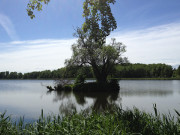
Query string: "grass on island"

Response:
xmin=1 ymin=106 xmax=180 ymax=135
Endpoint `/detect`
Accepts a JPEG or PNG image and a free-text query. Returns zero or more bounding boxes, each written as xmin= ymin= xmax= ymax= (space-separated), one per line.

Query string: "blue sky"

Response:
xmin=0 ymin=0 xmax=180 ymax=72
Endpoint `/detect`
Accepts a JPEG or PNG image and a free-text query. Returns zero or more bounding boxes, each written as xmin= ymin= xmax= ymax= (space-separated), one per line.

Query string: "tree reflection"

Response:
xmin=73 ymin=90 xmax=121 ymax=113
xmin=53 ymin=90 xmax=72 ymax=102
xmin=59 ymin=100 xmax=77 ymax=116
xmin=50 ymin=89 xmax=121 ymax=115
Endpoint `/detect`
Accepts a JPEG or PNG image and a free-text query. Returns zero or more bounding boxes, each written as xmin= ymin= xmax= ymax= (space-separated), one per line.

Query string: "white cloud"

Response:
xmin=110 ymin=22 xmax=180 ymax=67
xmin=0 ymin=13 xmax=19 ymax=40
xmin=0 ymin=39 xmax=75 ymax=72
xmin=0 ymin=22 xmax=180 ymax=72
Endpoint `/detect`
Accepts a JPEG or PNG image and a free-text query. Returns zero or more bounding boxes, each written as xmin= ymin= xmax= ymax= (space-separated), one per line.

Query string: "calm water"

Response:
xmin=0 ymin=80 xmax=180 ymax=121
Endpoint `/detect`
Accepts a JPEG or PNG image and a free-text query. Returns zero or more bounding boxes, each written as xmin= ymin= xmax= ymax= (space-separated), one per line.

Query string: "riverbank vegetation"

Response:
xmin=1 ymin=107 xmax=180 ymax=135
xmin=0 ymin=64 xmax=180 ymax=80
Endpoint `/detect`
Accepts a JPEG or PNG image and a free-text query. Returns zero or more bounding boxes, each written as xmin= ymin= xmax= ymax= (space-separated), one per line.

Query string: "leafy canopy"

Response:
xmin=27 ymin=0 xmax=50 ymax=19
xmin=66 ymin=29 xmax=127 ymax=67
xmin=82 ymin=0 xmax=117 ymax=45
xmin=65 ymin=0 xmax=128 ymax=83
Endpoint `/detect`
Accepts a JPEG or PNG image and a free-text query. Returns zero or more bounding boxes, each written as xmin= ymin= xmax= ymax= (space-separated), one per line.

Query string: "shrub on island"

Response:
xmin=73 ymin=79 xmax=119 ymax=92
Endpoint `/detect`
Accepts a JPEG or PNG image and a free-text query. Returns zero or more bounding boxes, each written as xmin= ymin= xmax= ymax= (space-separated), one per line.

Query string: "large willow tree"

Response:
xmin=27 ymin=0 xmax=128 ymax=84
xmin=65 ymin=0 xmax=127 ymax=83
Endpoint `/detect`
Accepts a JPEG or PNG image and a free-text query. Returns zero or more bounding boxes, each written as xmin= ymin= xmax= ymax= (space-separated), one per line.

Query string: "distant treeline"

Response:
xmin=0 ymin=63 xmax=180 ymax=79
xmin=114 ymin=64 xmax=178 ymax=78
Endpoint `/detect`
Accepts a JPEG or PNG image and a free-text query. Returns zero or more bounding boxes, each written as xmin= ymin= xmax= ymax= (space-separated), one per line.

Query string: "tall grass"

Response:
xmin=0 ymin=107 xmax=180 ymax=135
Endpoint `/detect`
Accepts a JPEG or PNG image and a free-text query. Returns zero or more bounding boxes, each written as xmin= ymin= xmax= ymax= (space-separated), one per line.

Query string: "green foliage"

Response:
xmin=83 ymin=0 xmax=117 ymax=45
xmin=74 ymin=73 xmax=86 ymax=85
xmin=114 ymin=63 xmax=173 ymax=78
xmin=1 ymin=107 xmax=180 ymax=135
xmin=54 ymin=83 xmax=72 ymax=91
xmin=65 ymin=0 xmax=128 ymax=84
xmin=177 ymin=65 xmax=180 ymax=77
xmin=73 ymin=81 xmax=119 ymax=92
xmin=0 ymin=63 xmax=177 ymax=79
xmin=66 ymin=31 xmax=127 ymax=83
xmin=0 ymin=71 xmax=22 ymax=79
xmin=27 ymin=0 xmax=50 ymax=19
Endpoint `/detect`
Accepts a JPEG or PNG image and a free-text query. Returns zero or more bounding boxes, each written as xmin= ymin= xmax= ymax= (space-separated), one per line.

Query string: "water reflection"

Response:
xmin=74 ymin=90 xmax=120 ymax=112
xmin=1 ymin=80 xmax=179 ymax=120
xmin=119 ymin=80 xmax=178 ymax=97
xmin=120 ymin=89 xmax=173 ymax=97
xmin=49 ymin=89 xmax=121 ymax=115
xmin=59 ymin=100 xmax=77 ymax=116
xmin=53 ymin=90 xmax=72 ymax=102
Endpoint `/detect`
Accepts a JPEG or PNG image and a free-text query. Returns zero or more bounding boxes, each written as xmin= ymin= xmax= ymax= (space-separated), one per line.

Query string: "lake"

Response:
xmin=0 ymin=80 xmax=180 ymax=121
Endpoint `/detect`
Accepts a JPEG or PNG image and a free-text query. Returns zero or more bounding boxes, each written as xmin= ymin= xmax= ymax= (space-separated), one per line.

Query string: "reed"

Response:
xmin=0 ymin=107 xmax=180 ymax=135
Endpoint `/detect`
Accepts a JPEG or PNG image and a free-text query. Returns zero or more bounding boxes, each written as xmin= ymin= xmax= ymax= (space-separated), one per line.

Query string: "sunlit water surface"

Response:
xmin=0 ymin=80 xmax=180 ymax=122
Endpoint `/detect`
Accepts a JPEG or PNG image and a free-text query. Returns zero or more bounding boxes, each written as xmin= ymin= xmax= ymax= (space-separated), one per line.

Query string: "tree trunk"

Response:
xmin=92 ymin=66 xmax=108 ymax=84
xmin=96 ymin=74 xmax=108 ymax=84
xmin=91 ymin=59 xmax=109 ymax=84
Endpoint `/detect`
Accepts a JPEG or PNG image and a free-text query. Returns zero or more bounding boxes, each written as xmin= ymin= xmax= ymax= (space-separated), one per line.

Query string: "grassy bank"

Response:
xmin=1 ymin=107 xmax=180 ymax=135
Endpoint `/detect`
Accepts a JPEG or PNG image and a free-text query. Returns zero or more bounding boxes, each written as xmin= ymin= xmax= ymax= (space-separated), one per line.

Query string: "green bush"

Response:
xmin=54 ymin=84 xmax=72 ymax=92
xmin=74 ymin=74 xmax=86 ymax=85
xmin=73 ymin=81 xmax=119 ymax=92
